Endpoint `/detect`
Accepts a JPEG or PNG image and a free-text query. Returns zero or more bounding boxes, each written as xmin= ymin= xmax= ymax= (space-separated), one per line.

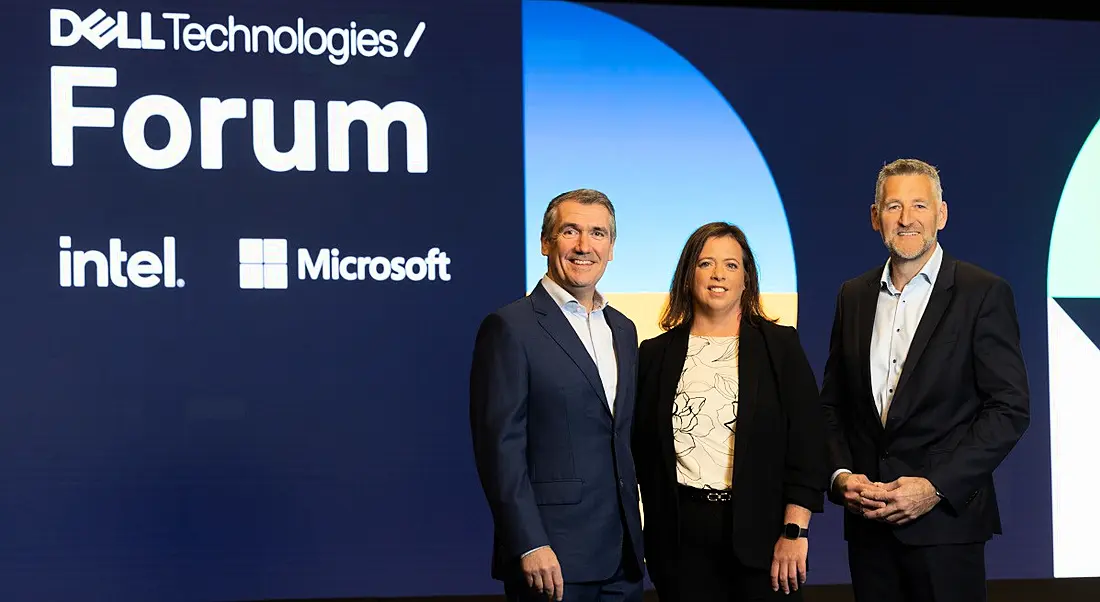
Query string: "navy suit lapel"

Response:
xmin=889 ymin=257 xmax=957 ymax=418
xmin=530 ymin=283 xmax=609 ymax=411
xmin=857 ymin=269 xmax=883 ymax=429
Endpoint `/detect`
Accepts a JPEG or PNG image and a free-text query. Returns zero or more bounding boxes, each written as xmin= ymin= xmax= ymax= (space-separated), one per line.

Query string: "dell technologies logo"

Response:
xmin=50 ymin=9 xmax=164 ymax=50
xmin=239 ymin=238 xmax=451 ymax=290
xmin=49 ymin=9 xmax=420 ymax=65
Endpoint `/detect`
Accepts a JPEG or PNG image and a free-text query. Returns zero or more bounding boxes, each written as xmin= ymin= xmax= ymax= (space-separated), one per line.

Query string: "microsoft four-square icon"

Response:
xmin=239 ymin=238 xmax=288 ymax=289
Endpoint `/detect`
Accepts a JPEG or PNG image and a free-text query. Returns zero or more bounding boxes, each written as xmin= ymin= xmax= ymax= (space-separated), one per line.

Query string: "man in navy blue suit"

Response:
xmin=470 ymin=189 xmax=644 ymax=602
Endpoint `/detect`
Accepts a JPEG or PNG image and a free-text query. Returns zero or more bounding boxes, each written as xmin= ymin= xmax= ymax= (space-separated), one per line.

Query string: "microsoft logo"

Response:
xmin=239 ymin=238 xmax=288 ymax=289
xmin=239 ymin=237 xmax=451 ymax=289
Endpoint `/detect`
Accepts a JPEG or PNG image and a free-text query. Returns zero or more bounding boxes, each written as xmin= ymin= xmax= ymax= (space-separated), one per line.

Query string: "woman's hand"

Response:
xmin=770 ymin=535 xmax=808 ymax=594
xmin=771 ymin=504 xmax=811 ymax=594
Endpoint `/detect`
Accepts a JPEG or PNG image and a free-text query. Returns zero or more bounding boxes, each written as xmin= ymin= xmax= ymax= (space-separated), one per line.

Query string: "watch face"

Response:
xmin=784 ymin=524 xmax=800 ymax=539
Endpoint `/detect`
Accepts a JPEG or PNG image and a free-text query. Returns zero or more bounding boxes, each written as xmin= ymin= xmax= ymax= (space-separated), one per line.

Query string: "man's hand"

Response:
xmin=834 ymin=473 xmax=887 ymax=515
xmin=771 ymin=536 xmax=808 ymax=594
xmin=521 ymin=547 xmax=563 ymax=601
xmin=862 ymin=476 xmax=941 ymax=525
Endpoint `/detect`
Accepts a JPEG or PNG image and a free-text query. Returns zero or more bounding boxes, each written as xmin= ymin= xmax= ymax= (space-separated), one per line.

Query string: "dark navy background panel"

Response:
xmin=0 ymin=0 xmax=1098 ymax=599
xmin=0 ymin=0 xmax=522 ymax=599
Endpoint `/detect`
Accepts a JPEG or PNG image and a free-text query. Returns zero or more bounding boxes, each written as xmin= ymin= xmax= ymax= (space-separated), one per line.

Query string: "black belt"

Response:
xmin=678 ymin=485 xmax=732 ymax=502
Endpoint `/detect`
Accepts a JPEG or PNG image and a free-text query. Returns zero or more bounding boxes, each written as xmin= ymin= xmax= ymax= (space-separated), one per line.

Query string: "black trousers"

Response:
xmin=655 ymin=487 xmax=799 ymax=602
xmin=848 ymin=527 xmax=987 ymax=602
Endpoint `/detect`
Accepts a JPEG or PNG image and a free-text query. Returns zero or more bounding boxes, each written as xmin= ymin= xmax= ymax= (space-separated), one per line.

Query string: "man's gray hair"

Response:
xmin=540 ymin=188 xmax=617 ymax=242
xmin=875 ymin=158 xmax=943 ymax=207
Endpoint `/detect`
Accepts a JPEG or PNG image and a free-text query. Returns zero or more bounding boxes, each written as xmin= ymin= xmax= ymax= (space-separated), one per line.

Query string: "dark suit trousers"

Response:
xmin=848 ymin=526 xmax=986 ymax=602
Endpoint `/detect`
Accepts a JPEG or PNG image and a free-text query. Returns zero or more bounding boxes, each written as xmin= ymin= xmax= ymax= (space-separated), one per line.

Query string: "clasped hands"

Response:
xmin=836 ymin=473 xmax=940 ymax=526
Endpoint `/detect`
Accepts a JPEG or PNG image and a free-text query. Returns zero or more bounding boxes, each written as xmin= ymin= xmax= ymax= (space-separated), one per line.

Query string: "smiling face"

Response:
xmin=872 ymin=173 xmax=948 ymax=263
xmin=541 ymin=200 xmax=615 ymax=303
xmin=691 ymin=235 xmax=746 ymax=318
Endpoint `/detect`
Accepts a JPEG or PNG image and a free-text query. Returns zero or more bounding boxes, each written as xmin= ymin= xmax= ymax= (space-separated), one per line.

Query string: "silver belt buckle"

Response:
xmin=706 ymin=490 xmax=729 ymax=502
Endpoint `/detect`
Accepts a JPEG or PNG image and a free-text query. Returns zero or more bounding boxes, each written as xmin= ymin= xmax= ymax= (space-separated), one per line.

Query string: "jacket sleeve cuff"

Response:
xmin=923 ymin=470 xmax=963 ymax=513
xmin=785 ymin=483 xmax=825 ymax=513
xmin=499 ymin=502 xmax=551 ymax=559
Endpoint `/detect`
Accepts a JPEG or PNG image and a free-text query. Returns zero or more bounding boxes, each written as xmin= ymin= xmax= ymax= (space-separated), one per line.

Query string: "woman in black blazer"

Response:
xmin=633 ymin=222 xmax=828 ymax=601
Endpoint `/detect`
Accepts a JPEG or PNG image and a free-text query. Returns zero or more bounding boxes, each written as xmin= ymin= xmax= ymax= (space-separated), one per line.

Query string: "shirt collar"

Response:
xmin=880 ymin=242 xmax=944 ymax=295
xmin=540 ymin=273 xmax=608 ymax=313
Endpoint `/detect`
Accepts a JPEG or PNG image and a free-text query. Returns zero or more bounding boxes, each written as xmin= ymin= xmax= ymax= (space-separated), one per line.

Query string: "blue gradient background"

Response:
xmin=583 ymin=0 xmax=1100 ymax=584
xmin=522 ymin=0 xmax=796 ymax=295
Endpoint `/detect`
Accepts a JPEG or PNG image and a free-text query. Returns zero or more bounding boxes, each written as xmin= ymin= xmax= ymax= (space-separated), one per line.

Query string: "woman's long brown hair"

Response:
xmin=658 ymin=222 xmax=774 ymax=331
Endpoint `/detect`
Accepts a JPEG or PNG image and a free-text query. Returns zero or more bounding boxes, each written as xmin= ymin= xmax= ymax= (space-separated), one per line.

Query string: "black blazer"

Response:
xmin=632 ymin=316 xmax=827 ymax=591
xmin=469 ymin=282 xmax=644 ymax=583
xmin=819 ymin=252 xmax=1030 ymax=546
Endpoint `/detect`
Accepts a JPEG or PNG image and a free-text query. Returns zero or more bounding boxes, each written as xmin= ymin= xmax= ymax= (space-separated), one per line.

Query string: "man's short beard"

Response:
xmin=886 ymin=234 xmax=936 ymax=261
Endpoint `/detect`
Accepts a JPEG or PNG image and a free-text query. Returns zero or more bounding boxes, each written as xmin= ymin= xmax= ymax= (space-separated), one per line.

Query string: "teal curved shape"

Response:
xmin=1048 ymin=114 xmax=1100 ymax=578
xmin=1048 ymin=118 xmax=1100 ymax=298
xmin=522 ymin=0 xmax=796 ymax=295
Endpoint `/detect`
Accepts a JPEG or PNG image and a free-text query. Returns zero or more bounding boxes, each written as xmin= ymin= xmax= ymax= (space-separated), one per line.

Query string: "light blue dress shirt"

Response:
xmin=540 ymin=274 xmax=618 ymax=414
xmin=831 ymin=243 xmax=944 ymax=488
xmin=870 ymin=242 xmax=944 ymax=424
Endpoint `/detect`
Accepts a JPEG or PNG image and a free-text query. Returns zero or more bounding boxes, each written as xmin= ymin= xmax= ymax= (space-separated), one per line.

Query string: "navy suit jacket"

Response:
xmin=469 ymin=282 xmax=644 ymax=583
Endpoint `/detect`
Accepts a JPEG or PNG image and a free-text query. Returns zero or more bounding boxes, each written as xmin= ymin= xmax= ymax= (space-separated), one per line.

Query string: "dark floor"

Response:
xmin=265 ymin=578 xmax=1100 ymax=602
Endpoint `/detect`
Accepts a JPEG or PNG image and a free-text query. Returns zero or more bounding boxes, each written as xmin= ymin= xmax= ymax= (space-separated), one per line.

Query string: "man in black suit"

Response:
xmin=469 ymin=189 xmax=644 ymax=602
xmin=820 ymin=158 xmax=1030 ymax=602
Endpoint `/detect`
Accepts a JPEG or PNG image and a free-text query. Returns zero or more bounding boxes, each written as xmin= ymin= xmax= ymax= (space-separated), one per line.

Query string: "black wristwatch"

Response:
xmin=782 ymin=523 xmax=809 ymax=540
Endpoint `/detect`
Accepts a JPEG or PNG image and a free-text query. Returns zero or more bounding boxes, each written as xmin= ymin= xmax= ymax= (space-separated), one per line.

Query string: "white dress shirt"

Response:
xmin=831 ymin=244 xmax=944 ymax=489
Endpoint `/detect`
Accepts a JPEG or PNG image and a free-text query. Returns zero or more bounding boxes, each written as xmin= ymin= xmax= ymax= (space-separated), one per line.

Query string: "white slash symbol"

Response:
xmin=404 ymin=21 xmax=426 ymax=57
